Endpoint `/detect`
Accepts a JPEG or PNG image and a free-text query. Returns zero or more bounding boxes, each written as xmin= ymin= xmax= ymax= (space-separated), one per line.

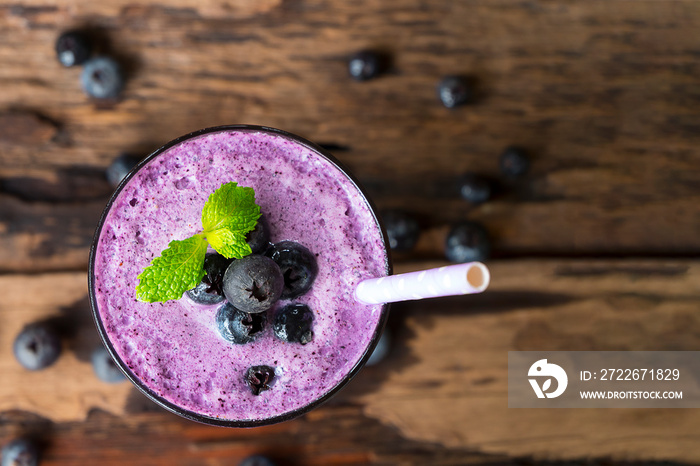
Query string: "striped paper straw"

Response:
xmin=354 ymin=262 xmax=490 ymax=305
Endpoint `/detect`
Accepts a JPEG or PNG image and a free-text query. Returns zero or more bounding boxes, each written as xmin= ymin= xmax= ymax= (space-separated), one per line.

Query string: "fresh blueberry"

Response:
xmin=437 ymin=76 xmax=473 ymax=108
xmin=273 ymin=303 xmax=314 ymax=345
xmin=55 ymin=31 xmax=92 ymax=67
xmin=366 ymin=328 xmax=391 ymax=366
xmin=81 ymin=57 xmax=124 ymax=99
xmin=106 ymin=153 xmax=141 ymax=188
xmin=13 ymin=324 xmax=61 ymax=371
xmin=499 ymin=146 xmax=530 ymax=177
xmin=91 ymin=345 xmax=125 ymax=383
xmin=1 ymin=438 xmax=39 ymax=466
xmin=239 ymin=456 xmax=276 ymax=466
xmin=381 ymin=210 xmax=420 ymax=252
xmin=265 ymin=241 xmax=318 ymax=299
xmin=186 ymin=253 xmax=233 ymax=305
xmin=222 ymin=255 xmax=283 ymax=314
xmin=216 ymin=302 xmax=267 ymax=345
xmin=348 ymin=50 xmax=384 ymax=81
xmin=244 ymin=365 xmax=275 ymax=396
xmin=458 ymin=173 xmax=492 ymax=204
xmin=246 ymin=214 xmax=270 ymax=254
xmin=445 ymin=222 xmax=491 ymax=263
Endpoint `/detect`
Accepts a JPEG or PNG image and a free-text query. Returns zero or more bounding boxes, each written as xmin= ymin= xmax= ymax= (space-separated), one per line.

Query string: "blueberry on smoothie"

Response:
xmin=1 ymin=438 xmax=39 ymax=466
xmin=348 ymin=50 xmax=384 ymax=81
xmin=457 ymin=173 xmax=492 ymax=204
xmin=13 ymin=324 xmax=61 ymax=371
xmin=186 ymin=253 xmax=233 ymax=305
xmin=381 ymin=210 xmax=420 ymax=252
xmin=445 ymin=222 xmax=491 ymax=263
xmin=216 ymin=302 xmax=267 ymax=345
xmin=245 ymin=365 xmax=276 ymax=396
xmin=81 ymin=57 xmax=124 ymax=99
xmin=437 ymin=76 xmax=474 ymax=108
xmin=273 ymin=303 xmax=314 ymax=345
xmin=55 ymin=30 xmax=92 ymax=67
xmin=265 ymin=241 xmax=318 ymax=299
xmin=246 ymin=214 xmax=270 ymax=254
xmin=222 ymin=255 xmax=283 ymax=313
xmin=499 ymin=146 xmax=530 ymax=177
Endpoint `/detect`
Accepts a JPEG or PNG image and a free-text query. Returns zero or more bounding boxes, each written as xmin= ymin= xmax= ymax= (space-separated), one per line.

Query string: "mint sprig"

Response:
xmin=135 ymin=182 xmax=261 ymax=303
xmin=134 ymin=235 xmax=208 ymax=303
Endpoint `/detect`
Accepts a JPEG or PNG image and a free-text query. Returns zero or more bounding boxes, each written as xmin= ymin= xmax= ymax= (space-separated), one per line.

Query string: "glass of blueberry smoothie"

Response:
xmin=89 ymin=125 xmax=392 ymax=426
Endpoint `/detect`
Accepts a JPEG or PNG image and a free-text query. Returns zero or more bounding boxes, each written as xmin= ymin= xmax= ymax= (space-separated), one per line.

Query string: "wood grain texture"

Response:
xmin=0 ymin=273 xmax=132 ymax=420
xmin=354 ymin=260 xmax=700 ymax=463
xmin=1 ymin=0 xmax=699 ymax=463
xmin=0 ymin=408 xmax=507 ymax=466
xmin=2 ymin=261 xmax=699 ymax=462
xmin=1 ymin=1 xmax=700 ymax=274
xmin=0 ymin=111 xmax=58 ymax=146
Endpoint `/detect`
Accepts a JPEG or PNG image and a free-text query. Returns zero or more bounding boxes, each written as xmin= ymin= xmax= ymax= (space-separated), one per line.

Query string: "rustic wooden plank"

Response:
xmin=353 ymin=260 xmax=700 ymax=463
xmin=0 ymin=0 xmax=699 ymax=273
xmin=0 ymin=111 xmax=58 ymax=146
xmin=0 ymin=408 xmax=505 ymax=466
xmin=0 ymin=194 xmax=105 ymax=273
xmin=1 ymin=260 xmax=699 ymax=462
xmin=1 ymin=0 xmax=698 ymax=463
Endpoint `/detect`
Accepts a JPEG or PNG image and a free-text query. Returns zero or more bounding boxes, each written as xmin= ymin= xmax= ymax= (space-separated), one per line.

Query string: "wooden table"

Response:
xmin=1 ymin=1 xmax=700 ymax=464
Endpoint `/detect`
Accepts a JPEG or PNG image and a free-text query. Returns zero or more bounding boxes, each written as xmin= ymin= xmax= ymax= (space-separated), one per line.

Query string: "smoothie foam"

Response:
xmin=91 ymin=127 xmax=389 ymax=423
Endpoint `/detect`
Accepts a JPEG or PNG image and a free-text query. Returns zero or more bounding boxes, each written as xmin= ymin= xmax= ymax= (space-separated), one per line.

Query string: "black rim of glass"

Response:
xmin=88 ymin=124 xmax=392 ymax=427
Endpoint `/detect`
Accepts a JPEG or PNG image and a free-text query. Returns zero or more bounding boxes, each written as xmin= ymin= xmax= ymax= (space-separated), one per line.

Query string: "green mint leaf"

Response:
xmin=201 ymin=182 xmax=260 ymax=236
xmin=134 ymin=181 xmax=261 ymax=303
xmin=135 ymin=234 xmax=208 ymax=303
xmin=206 ymin=227 xmax=253 ymax=259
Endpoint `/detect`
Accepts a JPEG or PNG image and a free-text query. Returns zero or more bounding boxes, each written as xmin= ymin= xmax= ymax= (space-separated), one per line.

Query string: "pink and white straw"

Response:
xmin=354 ymin=262 xmax=490 ymax=305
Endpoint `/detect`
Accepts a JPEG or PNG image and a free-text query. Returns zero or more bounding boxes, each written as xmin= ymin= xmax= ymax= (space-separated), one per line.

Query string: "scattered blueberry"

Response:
xmin=366 ymin=328 xmax=391 ymax=366
xmin=81 ymin=57 xmax=124 ymax=99
xmin=265 ymin=241 xmax=318 ymax=299
xmin=273 ymin=304 xmax=314 ymax=345
xmin=457 ymin=173 xmax=492 ymax=204
xmin=55 ymin=31 xmax=92 ymax=67
xmin=244 ymin=365 xmax=275 ymax=396
xmin=186 ymin=253 xmax=233 ymax=305
xmin=445 ymin=222 xmax=491 ymax=263
xmin=1 ymin=438 xmax=39 ymax=466
xmin=348 ymin=50 xmax=384 ymax=81
xmin=381 ymin=210 xmax=420 ymax=252
xmin=239 ymin=456 xmax=276 ymax=466
xmin=217 ymin=302 xmax=267 ymax=345
xmin=246 ymin=214 xmax=270 ymax=254
xmin=13 ymin=324 xmax=61 ymax=371
xmin=437 ymin=76 xmax=473 ymax=108
xmin=499 ymin=146 xmax=530 ymax=177
xmin=106 ymin=153 xmax=141 ymax=188
xmin=91 ymin=345 xmax=125 ymax=383
xmin=223 ymin=255 xmax=283 ymax=314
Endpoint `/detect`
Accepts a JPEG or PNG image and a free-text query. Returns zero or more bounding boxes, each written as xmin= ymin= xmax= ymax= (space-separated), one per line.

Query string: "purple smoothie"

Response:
xmin=90 ymin=126 xmax=390 ymax=425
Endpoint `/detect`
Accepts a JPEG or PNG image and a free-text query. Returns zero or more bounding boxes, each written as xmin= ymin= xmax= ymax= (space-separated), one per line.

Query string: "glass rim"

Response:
xmin=88 ymin=124 xmax=393 ymax=427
